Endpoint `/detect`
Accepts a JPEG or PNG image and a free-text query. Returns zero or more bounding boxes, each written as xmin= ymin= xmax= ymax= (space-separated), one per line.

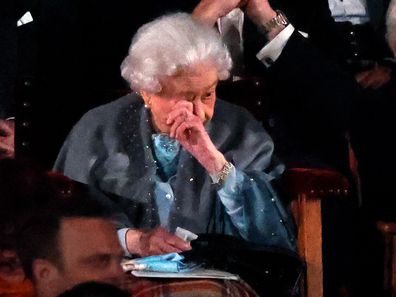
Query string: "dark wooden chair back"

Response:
xmin=377 ymin=222 xmax=396 ymax=297
xmin=217 ymin=77 xmax=352 ymax=297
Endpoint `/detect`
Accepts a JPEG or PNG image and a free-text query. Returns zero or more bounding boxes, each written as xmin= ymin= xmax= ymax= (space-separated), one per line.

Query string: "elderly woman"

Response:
xmin=54 ymin=13 xmax=296 ymax=256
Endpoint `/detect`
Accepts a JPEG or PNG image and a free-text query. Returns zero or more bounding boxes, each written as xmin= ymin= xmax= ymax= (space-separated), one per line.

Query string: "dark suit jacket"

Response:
xmin=350 ymin=75 xmax=396 ymax=220
xmin=245 ymin=27 xmax=359 ymax=172
xmin=149 ymin=0 xmax=360 ymax=172
xmin=274 ymin=0 xmax=392 ymax=64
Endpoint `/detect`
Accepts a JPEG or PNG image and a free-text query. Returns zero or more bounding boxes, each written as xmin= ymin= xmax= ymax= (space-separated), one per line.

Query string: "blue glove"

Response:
xmin=125 ymin=253 xmax=199 ymax=273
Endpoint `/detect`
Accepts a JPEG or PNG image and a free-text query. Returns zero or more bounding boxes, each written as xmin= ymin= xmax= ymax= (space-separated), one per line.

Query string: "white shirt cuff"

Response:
xmin=117 ymin=228 xmax=131 ymax=256
xmin=256 ymin=24 xmax=295 ymax=67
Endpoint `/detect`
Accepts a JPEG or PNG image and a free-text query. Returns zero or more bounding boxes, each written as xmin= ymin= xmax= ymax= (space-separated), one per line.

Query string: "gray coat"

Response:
xmin=54 ymin=93 xmax=296 ymax=251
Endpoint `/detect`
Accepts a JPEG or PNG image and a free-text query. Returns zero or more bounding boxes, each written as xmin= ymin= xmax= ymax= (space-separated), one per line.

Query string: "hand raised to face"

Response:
xmin=141 ymin=63 xmax=227 ymax=175
xmin=166 ymin=100 xmax=226 ymax=175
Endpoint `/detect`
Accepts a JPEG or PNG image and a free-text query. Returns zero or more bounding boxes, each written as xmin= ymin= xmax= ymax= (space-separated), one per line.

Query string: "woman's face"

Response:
xmin=141 ymin=63 xmax=218 ymax=134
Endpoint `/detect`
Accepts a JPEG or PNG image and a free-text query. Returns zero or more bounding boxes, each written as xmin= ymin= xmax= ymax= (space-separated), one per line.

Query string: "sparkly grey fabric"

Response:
xmin=54 ymin=93 xmax=296 ymax=250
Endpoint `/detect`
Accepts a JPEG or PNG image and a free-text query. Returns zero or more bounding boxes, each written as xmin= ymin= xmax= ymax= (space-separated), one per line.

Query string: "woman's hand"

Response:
xmin=166 ymin=101 xmax=226 ymax=174
xmin=126 ymin=227 xmax=191 ymax=257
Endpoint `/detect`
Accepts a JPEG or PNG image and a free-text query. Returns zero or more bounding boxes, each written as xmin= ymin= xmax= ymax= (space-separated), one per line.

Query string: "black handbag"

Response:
xmin=181 ymin=234 xmax=304 ymax=297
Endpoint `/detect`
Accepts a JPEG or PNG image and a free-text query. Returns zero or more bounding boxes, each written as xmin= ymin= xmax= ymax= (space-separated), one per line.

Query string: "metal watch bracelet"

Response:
xmin=261 ymin=10 xmax=289 ymax=32
xmin=210 ymin=161 xmax=234 ymax=185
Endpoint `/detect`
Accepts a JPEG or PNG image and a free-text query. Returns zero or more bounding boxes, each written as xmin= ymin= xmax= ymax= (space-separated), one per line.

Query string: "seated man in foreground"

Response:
xmin=0 ymin=159 xmax=261 ymax=297
xmin=16 ymin=198 xmax=125 ymax=297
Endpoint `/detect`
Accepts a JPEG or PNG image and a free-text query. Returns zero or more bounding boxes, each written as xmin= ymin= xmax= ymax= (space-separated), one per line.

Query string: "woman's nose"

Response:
xmin=193 ymin=99 xmax=205 ymax=121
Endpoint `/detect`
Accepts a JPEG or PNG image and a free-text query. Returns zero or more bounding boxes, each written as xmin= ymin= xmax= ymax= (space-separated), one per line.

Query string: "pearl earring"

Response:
xmin=144 ymin=98 xmax=151 ymax=109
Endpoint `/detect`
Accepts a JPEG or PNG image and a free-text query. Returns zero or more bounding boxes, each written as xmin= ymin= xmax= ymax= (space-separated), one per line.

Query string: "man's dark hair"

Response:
xmin=57 ymin=282 xmax=130 ymax=297
xmin=16 ymin=194 xmax=109 ymax=279
xmin=0 ymin=158 xmax=102 ymax=250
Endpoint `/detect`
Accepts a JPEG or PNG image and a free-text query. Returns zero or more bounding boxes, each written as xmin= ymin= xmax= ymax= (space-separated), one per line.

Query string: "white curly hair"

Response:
xmin=120 ymin=13 xmax=233 ymax=93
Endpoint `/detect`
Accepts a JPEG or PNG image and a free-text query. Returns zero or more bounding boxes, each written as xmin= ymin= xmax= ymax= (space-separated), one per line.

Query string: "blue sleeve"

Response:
xmin=117 ymin=228 xmax=131 ymax=256
xmin=217 ymin=165 xmax=296 ymax=251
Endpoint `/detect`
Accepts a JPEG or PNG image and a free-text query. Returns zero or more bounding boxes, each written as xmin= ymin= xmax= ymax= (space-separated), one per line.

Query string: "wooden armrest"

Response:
xmin=45 ymin=171 xmax=75 ymax=199
xmin=376 ymin=221 xmax=396 ymax=296
xmin=281 ymin=168 xmax=350 ymax=297
xmin=282 ymin=167 xmax=350 ymax=199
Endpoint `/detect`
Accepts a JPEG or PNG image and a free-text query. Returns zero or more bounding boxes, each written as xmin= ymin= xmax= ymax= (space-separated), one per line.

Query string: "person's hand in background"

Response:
xmin=192 ymin=0 xmax=246 ymax=25
xmin=355 ymin=64 xmax=392 ymax=89
xmin=0 ymin=119 xmax=15 ymax=159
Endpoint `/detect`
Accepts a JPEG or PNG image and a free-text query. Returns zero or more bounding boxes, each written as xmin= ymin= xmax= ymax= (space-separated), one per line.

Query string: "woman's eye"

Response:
xmin=181 ymin=94 xmax=194 ymax=101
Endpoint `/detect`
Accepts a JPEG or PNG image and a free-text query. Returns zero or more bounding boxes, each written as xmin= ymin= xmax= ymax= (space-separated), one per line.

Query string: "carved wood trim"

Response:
xmin=292 ymin=193 xmax=323 ymax=297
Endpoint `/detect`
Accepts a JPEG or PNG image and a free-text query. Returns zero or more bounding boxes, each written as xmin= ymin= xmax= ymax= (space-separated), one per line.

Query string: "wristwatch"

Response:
xmin=210 ymin=161 xmax=234 ymax=186
xmin=261 ymin=10 xmax=289 ymax=32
